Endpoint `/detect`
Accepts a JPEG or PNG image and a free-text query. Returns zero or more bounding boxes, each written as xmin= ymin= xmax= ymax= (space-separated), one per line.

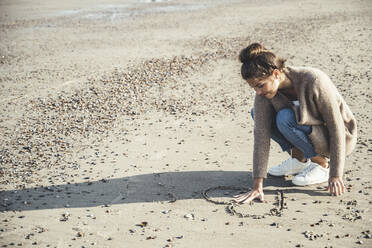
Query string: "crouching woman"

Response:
xmin=233 ymin=43 xmax=357 ymax=204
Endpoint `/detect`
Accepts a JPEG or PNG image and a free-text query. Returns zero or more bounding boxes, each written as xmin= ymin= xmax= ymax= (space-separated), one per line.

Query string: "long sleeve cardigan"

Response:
xmin=253 ymin=66 xmax=357 ymax=178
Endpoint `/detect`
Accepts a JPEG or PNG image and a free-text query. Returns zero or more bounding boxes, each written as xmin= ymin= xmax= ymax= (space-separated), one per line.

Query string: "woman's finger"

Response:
xmin=233 ymin=192 xmax=248 ymax=198
xmin=331 ymin=182 xmax=336 ymax=196
xmin=238 ymin=196 xmax=251 ymax=203
xmin=337 ymin=182 xmax=343 ymax=196
xmin=242 ymin=192 xmax=259 ymax=204
xmin=259 ymin=192 xmax=265 ymax=202
xmin=233 ymin=192 xmax=251 ymax=202
xmin=340 ymin=180 xmax=345 ymax=194
xmin=233 ymin=196 xmax=247 ymax=202
xmin=333 ymin=182 xmax=339 ymax=196
xmin=234 ymin=195 xmax=249 ymax=203
xmin=337 ymin=181 xmax=345 ymax=196
xmin=234 ymin=192 xmax=250 ymax=200
xmin=333 ymin=184 xmax=338 ymax=196
xmin=233 ymin=191 xmax=252 ymax=198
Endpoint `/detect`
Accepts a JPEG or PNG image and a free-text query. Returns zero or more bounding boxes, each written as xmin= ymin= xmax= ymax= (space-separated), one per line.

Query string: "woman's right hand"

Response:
xmin=232 ymin=178 xmax=264 ymax=204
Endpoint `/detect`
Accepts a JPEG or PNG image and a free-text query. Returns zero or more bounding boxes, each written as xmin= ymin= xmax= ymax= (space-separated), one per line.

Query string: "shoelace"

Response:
xmin=279 ymin=157 xmax=293 ymax=168
xmin=297 ymin=163 xmax=317 ymax=176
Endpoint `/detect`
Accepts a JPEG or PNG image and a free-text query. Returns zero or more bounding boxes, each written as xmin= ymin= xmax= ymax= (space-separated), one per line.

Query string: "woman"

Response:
xmin=233 ymin=43 xmax=357 ymax=204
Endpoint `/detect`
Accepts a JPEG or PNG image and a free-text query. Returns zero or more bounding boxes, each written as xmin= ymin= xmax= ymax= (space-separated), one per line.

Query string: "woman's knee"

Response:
xmin=276 ymin=108 xmax=295 ymax=130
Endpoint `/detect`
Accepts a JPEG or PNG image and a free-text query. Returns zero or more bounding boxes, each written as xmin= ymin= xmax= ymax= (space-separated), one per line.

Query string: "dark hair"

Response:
xmin=239 ymin=43 xmax=286 ymax=80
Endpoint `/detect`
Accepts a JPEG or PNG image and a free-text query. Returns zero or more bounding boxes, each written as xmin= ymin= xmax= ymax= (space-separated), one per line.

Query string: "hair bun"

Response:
xmin=239 ymin=42 xmax=267 ymax=63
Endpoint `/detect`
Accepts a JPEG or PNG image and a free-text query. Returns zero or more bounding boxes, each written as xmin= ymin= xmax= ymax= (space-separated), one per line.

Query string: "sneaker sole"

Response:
xmin=268 ymin=172 xmax=286 ymax=177
xmin=268 ymin=171 xmax=304 ymax=177
xmin=291 ymin=179 xmax=328 ymax=186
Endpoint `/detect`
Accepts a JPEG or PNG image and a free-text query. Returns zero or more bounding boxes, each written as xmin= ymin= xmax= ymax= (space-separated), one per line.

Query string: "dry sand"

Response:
xmin=1 ymin=0 xmax=372 ymax=247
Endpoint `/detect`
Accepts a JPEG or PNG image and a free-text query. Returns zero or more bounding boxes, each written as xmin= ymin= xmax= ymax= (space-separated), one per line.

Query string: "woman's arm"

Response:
xmin=252 ymin=95 xmax=275 ymax=178
xmin=234 ymin=96 xmax=273 ymax=204
xmin=315 ymin=85 xmax=346 ymax=178
xmin=314 ymin=79 xmax=348 ymax=196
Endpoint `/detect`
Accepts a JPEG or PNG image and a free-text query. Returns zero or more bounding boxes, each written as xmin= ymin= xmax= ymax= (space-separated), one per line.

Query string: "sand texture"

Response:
xmin=1 ymin=0 xmax=372 ymax=247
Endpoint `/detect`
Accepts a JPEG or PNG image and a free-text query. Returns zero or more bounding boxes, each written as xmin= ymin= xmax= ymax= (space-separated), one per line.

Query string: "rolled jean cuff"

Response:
xmin=280 ymin=143 xmax=317 ymax=158
xmin=303 ymin=149 xmax=318 ymax=159
xmin=279 ymin=143 xmax=292 ymax=153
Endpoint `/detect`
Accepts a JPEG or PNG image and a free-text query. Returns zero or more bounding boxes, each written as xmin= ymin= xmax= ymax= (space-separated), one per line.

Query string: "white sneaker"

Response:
xmin=268 ymin=158 xmax=310 ymax=176
xmin=292 ymin=163 xmax=329 ymax=186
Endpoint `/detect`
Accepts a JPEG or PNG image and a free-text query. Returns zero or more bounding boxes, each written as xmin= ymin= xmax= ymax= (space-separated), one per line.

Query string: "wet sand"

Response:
xmin=1 ymin=0 xmax=372 ymax=247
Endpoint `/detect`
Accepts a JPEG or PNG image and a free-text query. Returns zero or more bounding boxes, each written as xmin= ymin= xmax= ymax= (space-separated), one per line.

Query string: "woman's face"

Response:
xmin=246 ymin=75 xmax=279 ymax=99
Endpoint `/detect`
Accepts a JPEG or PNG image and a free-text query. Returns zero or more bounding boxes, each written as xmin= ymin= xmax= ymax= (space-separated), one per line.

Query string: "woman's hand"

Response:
xmin=327 ymin=176 xmax=345 ymax=196
xmin=232 ymin=178 xmax=264 ymax=204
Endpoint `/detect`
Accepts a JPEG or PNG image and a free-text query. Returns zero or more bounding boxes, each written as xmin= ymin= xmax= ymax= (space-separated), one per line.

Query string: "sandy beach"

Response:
xmin=1 ymin=0 xmax=372 ymax=247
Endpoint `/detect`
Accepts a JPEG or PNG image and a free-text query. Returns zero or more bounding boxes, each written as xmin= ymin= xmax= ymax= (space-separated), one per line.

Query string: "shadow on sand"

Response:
xmin=0 ymin=170 xmax=329 ymax=211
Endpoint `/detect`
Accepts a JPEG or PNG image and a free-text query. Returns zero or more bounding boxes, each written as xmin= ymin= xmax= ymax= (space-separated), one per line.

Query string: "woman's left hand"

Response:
xmin=327 ymin=176 xmax=345 ymax=196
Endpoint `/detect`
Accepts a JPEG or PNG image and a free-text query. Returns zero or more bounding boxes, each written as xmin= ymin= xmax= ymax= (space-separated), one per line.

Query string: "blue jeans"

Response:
xmin=251 ymin=108 xmax=317 ymax=159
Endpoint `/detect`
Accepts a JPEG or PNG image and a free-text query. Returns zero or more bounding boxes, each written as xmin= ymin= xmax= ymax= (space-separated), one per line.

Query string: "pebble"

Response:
xmin=60 ymin=212 xmax=70 ymax=222
xmin=303 ymin=231 xmax=323 ymax=240
xmin=184 ymin=214 xmax=194 ymax=220
xmin=270 ymin=222 xmax=281 ymax=228
xmin=137 ymin=221 xmax=148 ymax=228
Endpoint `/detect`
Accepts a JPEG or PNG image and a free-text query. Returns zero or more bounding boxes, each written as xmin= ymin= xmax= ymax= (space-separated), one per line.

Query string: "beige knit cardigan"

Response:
xmin=252 ymin=66 xmax=357 ymax=178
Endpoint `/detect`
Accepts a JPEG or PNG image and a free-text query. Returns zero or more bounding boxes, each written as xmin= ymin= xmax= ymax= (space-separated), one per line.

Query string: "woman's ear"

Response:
xmin=272 ymin=69 xmax=280 ymax=79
